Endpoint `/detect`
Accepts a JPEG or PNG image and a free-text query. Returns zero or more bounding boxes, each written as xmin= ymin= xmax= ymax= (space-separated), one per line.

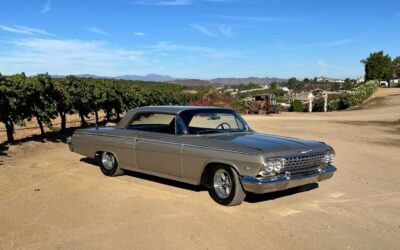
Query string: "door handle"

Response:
xmin=135 ymin=138 xmax=143 ymax=142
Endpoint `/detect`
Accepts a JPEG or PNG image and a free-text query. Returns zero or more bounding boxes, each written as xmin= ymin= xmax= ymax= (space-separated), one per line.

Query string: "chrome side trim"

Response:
xmin=75 ymin=132 xmax=256 ymax=155
xmin=136 ymin=138 xmax=182 ymax=146
xmin=75 ymin=132 xmax=131 ymax=139
xmin=183 ymin=143 xmax=256 ymax=156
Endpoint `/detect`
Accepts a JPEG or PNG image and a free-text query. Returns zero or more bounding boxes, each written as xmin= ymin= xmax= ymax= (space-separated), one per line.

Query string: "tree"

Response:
xmin=269 ymin=82 xmax=278 ymax=89
xmin=361 ymin=51 xmax=394 ymax=81
xmin=66 ymin=76 xmax=93 ymax=127
xmin=342 ymin=78 xmax=353 ymax=90
xmin=27 ymin=74 xmax=58 ymax=136
xmin=91 ymin=79 xmax=107 ymax=125
xmin=303 ymin=78 xmax=310 ymax=83
xmin=0 ymin=73 xmax=29 ymax=143
xmin=51 ymin=78 xmax=73 ymax=132
xmin=393 ymin=56 xmax=400 ymax=77
xmin=287 ymin=77 xmax=297 ymax=90
xmin=331 ymin=82 xmax=341 ymax=91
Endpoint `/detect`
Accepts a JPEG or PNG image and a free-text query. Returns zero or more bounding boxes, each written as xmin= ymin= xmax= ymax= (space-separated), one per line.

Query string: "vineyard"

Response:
xmin=0 ymin=73 xmax=200 ymax=143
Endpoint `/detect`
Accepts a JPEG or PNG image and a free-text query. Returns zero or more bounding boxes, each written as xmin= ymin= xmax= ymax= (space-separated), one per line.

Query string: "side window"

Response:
xmin=128 ymin=113 xmax=176 ymax=134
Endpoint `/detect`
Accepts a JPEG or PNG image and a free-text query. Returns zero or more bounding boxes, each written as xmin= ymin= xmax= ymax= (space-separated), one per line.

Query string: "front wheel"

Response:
xmin=99 ymin=151 xmax=124 ymax=176
xmin=208 ymin=166 xmax=246 ymax=206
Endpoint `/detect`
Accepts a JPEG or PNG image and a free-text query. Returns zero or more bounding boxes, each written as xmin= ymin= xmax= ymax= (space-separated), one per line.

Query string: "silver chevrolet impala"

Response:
xmin=69 ymin=106 xmax=336 ymax=206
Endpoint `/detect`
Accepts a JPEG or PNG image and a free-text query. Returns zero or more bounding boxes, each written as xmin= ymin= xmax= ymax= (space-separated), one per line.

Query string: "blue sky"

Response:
xmin=0 ymin=0 xmax=399 ymax=79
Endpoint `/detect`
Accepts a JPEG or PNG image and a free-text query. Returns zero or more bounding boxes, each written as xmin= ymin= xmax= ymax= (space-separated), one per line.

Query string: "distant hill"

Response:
xmin=49 ymin=74 xmax=286 ymax=86
xmin=168 ymin=79 xmax=215 ymax=87
xmin=209 ymin=77 xmax=285 ymax=85
xmin=51 ymin=74 xmax=176 ymax=82
xmin=116 ymin=74 xmax=176 ymax=82
xmin=169 ymin=77 xmax=286 ymax=87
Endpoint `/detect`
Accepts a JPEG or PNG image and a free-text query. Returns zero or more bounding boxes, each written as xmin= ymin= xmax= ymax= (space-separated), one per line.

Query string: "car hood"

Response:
xmin=203 ymin=132 xmax=331 ymax=156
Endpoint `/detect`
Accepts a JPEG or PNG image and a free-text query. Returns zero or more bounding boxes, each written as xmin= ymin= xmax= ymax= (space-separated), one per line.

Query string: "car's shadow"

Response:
xmin=244 ymin=183 xmax=318 ymax=203
xmin=80 ymin=157 xmax=319 ymax=203
xmin=80 ymin=157 xmax=206 ymax=192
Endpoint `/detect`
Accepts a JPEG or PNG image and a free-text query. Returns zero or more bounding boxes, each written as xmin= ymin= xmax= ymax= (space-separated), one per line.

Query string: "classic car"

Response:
xmin=69 ymin=106 xmax=336 ymax=206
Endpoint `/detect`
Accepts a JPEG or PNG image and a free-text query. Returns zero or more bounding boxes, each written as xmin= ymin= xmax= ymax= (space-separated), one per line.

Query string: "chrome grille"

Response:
xmin=283 ymin=153 xmax=324 ymax=173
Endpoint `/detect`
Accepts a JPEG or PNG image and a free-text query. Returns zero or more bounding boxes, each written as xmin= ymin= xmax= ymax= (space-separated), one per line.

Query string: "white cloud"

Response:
xmin=89 ymin=27 xmax=110 ymax=36
xmin=149 ymin=41 xmax=240 ymax=59
xmin=0 ymin=25 xmax=53 ymax=36
xmin=316 ymin=59 xmax=360 ymax=76
xmin=219 ymin=15 xmax=293 ymax=22
xmin=204 ymin=0 xmax=232 ymax=2
xmin=134 ymin=32 xmax=146 ymax=36
xmin=129 ymin=0 xmax=192 ymax=6
xmin=129 ymin=0 xmax=234 ymax=5
xmin=219 ymin=25 xmax=232 ymax=37
xmin=41 ymin=0 xmax=51 ymax=14
xmin=0 ymin=38 xmax=144 ymax=75
xmin=288 ymin=38 xmax=354 ymax=51
xmin=190 ymin=23 xmax=215 ymax=37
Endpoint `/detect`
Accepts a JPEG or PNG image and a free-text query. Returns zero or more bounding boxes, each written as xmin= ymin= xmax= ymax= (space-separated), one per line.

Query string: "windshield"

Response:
xmin=179 ymin=109 xmax=248 ymax=134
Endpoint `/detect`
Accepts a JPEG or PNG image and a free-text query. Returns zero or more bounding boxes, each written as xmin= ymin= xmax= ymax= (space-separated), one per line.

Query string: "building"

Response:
xmin=316 ymin=76 xmax=344 ymax=83
xmin=390 ymin=78 xmax=400 ymax=87
xmin=294 ymin=92 xmax=315 ymax=103
xmin=356 ymin=76 xmax=365 ymax=84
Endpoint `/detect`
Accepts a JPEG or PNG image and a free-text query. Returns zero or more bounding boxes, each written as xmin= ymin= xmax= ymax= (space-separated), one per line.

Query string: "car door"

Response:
xmin=116 ymin=128 xmax=141 ymax=171
xmin=131 ymin=113 xmax=184 ymax=178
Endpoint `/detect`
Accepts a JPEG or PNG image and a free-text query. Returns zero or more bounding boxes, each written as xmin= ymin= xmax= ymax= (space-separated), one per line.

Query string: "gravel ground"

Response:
xmin=1 ymin=88 xmax=399 ymax=250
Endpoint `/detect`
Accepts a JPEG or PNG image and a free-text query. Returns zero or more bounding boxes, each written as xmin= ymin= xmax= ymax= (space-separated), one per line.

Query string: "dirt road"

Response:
xmin=1 ymin=88 xmax=400 ymax=249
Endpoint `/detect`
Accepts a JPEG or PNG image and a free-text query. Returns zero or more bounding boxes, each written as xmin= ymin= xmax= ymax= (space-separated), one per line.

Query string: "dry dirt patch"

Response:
xmin=1 ymin=88 xmax=400 ymax=249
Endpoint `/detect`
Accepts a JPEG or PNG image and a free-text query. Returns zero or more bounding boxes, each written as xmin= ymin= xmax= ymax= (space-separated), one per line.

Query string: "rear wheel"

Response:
xmin=208 ymin=165 xmax=246 ymax=206
xmin=99 ymin=151 xmax=124 ymax=176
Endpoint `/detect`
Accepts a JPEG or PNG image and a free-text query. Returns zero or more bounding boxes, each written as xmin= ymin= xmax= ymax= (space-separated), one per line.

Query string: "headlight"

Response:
xmin=322 ymin=151 xmax=335 ymax=166
xmin=259 ymin=157 xmax=285 ymax=177
xmin=323 ymin=152 xmax=330 ymax=164
xmin=329 ymin=151 xmax=335 ymax=164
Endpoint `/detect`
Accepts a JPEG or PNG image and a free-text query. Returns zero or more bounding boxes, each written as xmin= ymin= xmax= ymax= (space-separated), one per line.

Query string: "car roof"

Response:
xmin=117 ymin=106 xmax=235 ymax=128
xmin=128 ymin=105 xmax=232 ymax=114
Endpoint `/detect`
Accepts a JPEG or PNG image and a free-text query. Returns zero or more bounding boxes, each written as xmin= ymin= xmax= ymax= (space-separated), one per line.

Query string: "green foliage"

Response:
xmin=26 ymin=74 xmax=58 ymax=135
xmin=0 ymin=73 xmax=197 ymax=143
xmin=230 ymin=96 xmax=253 ymax=113
xmin=287 ymin=77 xmax=305 ymax=92
xmin=312 ymin=98 xmax=325 ymax=112
xmin=0 ymin=73 xmax=32 ymax=142
xmin=340 ymin=81 xmax=378 ymax=108
xmin=327 ymin=95 xmax=342 ymax=111
xmin=289 ymin=100 xmax=306 ymax=112
xmin=227 ymin=82 xmax=262 ymax=92
xmin=287 ymin=77 xmax=297 ymax=90
xmin=342 ymin=78 xmax=353 ymax=90
xmin=362 ymin=51 xmax=394 ymax=81
xmin=331 ymin=82 xmax=341 ymax=91
xmin=393 ymin=56 xmax=400 ymax=78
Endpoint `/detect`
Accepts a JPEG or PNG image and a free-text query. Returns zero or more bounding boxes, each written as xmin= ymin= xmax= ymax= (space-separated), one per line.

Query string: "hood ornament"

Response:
xmin=299 ymin=149 xmax=313 ymax=154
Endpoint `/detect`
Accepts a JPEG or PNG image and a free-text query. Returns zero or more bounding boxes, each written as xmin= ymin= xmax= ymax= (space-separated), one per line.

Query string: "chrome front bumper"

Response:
xmin=241 ymin=165 xmax=337 ymax=194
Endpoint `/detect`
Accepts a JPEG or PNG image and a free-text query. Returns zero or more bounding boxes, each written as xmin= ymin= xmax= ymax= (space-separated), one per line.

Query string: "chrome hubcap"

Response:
xmin=102 ymin=152 xmax=115 ymax=170
xmin=213 ymin=169 xmax=232 ymax=199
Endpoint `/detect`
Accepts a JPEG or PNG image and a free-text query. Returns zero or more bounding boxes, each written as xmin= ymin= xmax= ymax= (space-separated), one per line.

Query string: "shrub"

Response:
xmin=289 ymin=100 xmax=306 ymax=112
xmin=230 ymin=96 xmax=253 ymax=113
xmin=313 ymin=98 xmax=325 ymax=112
xmin=340 ymin=80 xmax=378 ymax=108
